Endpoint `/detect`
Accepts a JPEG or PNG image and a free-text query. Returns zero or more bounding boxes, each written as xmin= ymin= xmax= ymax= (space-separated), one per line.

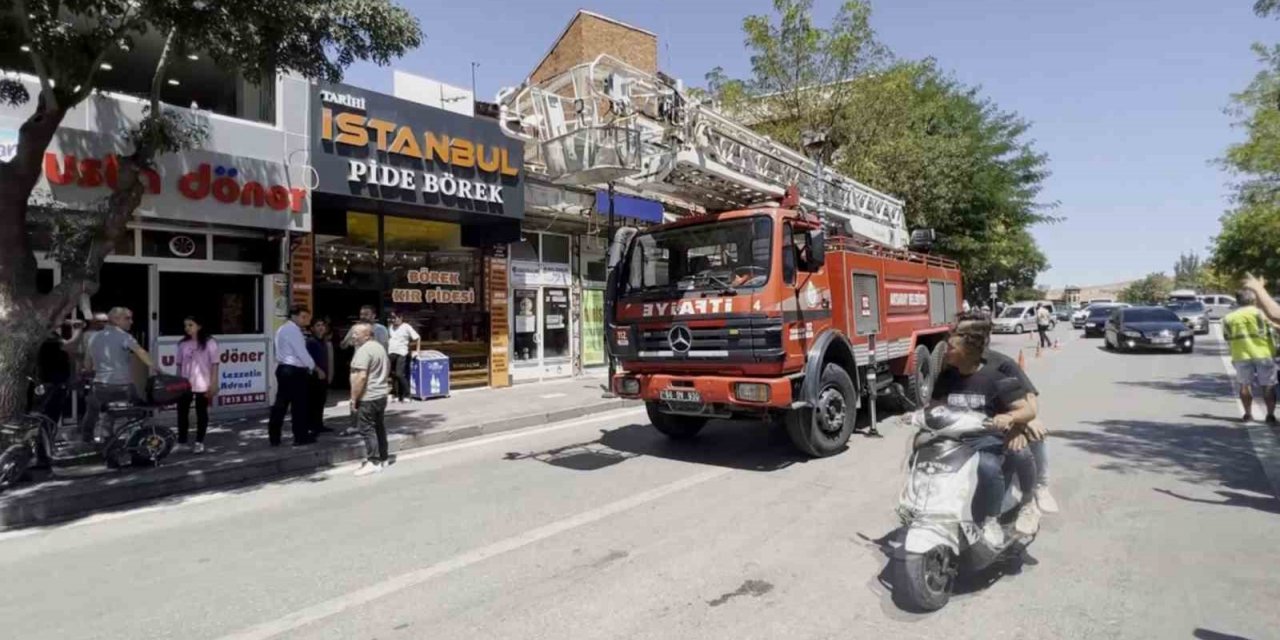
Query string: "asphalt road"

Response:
xmin=1 ymin=325 xmax=1277 ymax=640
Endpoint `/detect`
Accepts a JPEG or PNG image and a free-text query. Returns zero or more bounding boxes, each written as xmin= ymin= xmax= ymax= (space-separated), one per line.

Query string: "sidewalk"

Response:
xmin=0 ymin=375 xmax=639 ymax=529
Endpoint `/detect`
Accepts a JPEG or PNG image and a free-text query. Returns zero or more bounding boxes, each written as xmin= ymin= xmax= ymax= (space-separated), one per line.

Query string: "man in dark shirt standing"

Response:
xmin=931 ymin=313 xmax=1039 ymax=547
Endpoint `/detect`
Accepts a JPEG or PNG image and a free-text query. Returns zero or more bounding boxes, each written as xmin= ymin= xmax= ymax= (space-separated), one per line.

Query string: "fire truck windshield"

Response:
xmin=624 ymin=217 xmax=773 ymax=295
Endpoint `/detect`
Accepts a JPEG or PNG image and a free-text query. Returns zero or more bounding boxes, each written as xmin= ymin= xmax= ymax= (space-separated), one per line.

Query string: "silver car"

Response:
xmin=1166 ymin=300 xmax=1211 ymax=335
xmin=1197 ymin=294 xmax=1236 ymax=321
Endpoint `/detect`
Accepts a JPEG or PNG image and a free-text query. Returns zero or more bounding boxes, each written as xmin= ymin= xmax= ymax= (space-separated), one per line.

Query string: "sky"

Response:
xmin=342 ymin=0 xmax=1276 ymax=289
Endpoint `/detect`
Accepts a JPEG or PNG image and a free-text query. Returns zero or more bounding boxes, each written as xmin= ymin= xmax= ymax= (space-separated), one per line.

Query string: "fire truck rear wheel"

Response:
xmin=645 ymin=402 xmax=707 ymax=440
xmin=786 ymin=364 xmax=856 ymax=457
xmin=904 ymin=345 xmax=935 ymax=409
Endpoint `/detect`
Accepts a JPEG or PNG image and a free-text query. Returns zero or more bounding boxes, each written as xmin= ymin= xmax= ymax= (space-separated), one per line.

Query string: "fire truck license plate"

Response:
xmin=660 ymin=388 xmax=702 ymax=403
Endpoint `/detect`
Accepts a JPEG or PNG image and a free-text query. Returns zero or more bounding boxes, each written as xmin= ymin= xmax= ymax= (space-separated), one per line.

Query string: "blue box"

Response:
xmin=410 ymin=351 xmax=450 ymax=400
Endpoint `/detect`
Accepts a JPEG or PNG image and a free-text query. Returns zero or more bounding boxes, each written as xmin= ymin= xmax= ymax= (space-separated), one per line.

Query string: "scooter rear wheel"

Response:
xmin=896 ymin=546 xmax=956 ymax=612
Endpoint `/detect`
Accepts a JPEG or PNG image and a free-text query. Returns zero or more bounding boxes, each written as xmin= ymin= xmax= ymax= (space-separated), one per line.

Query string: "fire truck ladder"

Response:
xmin=497 ymin=55 xmax=909 ymax=249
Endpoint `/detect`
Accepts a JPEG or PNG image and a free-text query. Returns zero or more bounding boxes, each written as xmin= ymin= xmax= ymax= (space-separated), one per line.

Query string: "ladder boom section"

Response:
xmin=498 ymin=55 xmax=908 ymax=248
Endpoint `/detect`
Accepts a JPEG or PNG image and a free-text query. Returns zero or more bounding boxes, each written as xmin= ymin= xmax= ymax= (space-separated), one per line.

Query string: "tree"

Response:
xmin=1173 ymin=252 xmax=1203 ymax=289
xmin=1120 ymin=273 xmax=1173 ymax=305
xmin=0 ymin=0 xmax=422 ymax=416
xmin=704 ymin=2 xmax=1055 ymax=305
xmin=1213 ymin=44 xmax=1280 ymax=285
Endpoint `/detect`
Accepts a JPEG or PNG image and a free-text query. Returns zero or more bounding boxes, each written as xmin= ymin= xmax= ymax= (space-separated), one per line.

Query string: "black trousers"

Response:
xmin=388 ymin=353 xmax=410 ymax=401
xmin=355 ymin=397 xmax=388 ymax=462
xmin=268 ymin=365 xmax=310 ymax=445
xmin=79 ymin=383 xmax=136 ymax=443
xmin=1038 ymin=326 xmax=1052 ymax=347
xmin=177 ymin=391 xmax=209 ymax=443
xmin=307 ymin=377 xmax=328 ymax=433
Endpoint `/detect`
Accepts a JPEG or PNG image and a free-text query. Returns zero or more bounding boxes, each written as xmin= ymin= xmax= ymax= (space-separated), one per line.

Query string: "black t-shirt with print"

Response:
xmin=931 ymin=357 xmax=1029 ymax=418
xmin=983 ymin=349 xmax=1037 ymax=396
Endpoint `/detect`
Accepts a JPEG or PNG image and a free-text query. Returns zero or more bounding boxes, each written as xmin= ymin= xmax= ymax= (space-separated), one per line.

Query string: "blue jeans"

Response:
xmin=1030 ymin=439 xmax=1048 ymax=486
xmin=975 ymin=446 xmax=1038 ymax=522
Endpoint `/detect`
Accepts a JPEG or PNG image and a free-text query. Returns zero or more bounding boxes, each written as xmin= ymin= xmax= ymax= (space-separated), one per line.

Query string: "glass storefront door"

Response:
xmin=511 ymin=285 xmax=573 ymax=380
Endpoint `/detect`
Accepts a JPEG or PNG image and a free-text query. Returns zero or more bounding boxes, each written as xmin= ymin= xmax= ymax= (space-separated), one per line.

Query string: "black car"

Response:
xmin=1082 ymin=304 xmax=1124 ymax=337
xmin=1104 ymin=306 xmax=1194 ymax=353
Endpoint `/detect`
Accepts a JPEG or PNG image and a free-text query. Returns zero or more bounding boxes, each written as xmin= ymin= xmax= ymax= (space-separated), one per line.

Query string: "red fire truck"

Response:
xmin=499 ymin=56 xmax=963 ymax=456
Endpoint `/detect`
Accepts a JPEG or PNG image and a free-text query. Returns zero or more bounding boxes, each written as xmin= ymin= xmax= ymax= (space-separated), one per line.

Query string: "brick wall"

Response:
xmin=530 ymin=12 xmax=657 ymax=85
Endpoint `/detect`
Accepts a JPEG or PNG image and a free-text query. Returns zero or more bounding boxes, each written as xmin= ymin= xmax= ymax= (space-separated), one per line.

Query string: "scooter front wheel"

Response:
xmin=896 ymin=546 xmax=956 ymax=612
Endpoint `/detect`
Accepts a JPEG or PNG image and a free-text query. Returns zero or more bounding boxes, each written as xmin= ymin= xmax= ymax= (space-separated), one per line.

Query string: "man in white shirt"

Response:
xmin=387 ymin=311 xmax=421 ymax=402
xmin=270 ymin=305 xmax=316 ymax=447
xmin=342 ymin=305 xmax=389 ymax=349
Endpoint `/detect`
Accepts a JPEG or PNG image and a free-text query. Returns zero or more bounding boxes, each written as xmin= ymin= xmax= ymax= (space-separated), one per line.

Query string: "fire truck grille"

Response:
xmin=637 ymin=317 xmax=783 ymax=360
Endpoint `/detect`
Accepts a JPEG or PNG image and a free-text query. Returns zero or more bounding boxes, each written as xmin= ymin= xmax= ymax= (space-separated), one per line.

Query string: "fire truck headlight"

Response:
xmin=618 ymin=377 xmax=641 ymax=395
xmin=734 ymin=382 xmax=770 ymax=403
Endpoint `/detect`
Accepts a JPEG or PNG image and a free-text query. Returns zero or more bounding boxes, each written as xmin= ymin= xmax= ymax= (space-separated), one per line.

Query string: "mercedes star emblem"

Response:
xmin=668 ymin=325 xmax=692 ymax=353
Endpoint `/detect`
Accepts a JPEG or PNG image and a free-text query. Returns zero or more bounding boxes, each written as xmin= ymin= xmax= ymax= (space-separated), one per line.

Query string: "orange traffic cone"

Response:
xmin=1017 ymin=349 xmax=1026 ymax=370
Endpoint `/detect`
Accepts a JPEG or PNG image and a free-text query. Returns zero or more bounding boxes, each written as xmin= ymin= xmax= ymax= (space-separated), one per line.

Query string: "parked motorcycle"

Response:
xmin=36 ymin=375 xmax=186 ymax=471
xmin=893 ymin=404 xmax=1036 ymax=612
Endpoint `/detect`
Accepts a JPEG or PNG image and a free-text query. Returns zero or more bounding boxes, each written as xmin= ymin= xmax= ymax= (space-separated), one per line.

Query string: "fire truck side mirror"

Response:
xmin=909 ymin=229 xmax=937 ymax=253
xmin=802 ymin=230 xmax=826 ymax=272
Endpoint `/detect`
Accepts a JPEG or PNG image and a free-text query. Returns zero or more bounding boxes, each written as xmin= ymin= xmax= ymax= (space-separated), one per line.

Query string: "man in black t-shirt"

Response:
xmin=931 ymin=314 xmax=1038 ymax=548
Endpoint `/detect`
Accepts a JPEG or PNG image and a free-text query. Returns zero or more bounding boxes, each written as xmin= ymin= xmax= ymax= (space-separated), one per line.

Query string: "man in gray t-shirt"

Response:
xmin=349 ymin=323 xmax=391 ymax=475
xmin=80 ymin=307 xmax=157 ymax=442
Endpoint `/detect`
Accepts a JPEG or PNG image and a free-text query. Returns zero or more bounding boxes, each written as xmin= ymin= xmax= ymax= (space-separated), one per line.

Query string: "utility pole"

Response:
xmin=602 ymin=181 xmax=617 ymax=398
xmin=470 ymin=62 xmax=479 ymax=100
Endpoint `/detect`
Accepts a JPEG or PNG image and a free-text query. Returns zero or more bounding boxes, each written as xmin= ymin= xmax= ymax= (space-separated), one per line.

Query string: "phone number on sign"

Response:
xmin=218 ymin=393 xmax=267 ymax=407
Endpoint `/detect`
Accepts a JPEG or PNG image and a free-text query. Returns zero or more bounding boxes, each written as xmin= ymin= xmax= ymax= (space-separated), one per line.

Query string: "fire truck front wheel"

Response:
xmin=645 ymin=402 xmax=708 ymax=440
xmin=786 ymin=364 xmax=857 ymax=457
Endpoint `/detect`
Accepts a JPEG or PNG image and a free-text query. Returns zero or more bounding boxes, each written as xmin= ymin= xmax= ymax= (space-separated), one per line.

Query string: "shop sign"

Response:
xmin=393 ymin=267 xmax=475 ymax=304
xmin=485 ymin=245 xmax=511 ymax=388
xmin=311 ymin=82 xmax=524 ymax=219
xmin=510 ymin=261 xmax=572 ymax=287
xmin=157 ymin=336 xmax=271 ymax=408
xmin=0 ymin=128 xmax=17 ymax=162
xmin=582 ymin=289 xmax=606 ymax=367
xmin=30 ymin=126 xmax=310 ymax=232
xmin=290 ymin=234 xmax=314 ymax=312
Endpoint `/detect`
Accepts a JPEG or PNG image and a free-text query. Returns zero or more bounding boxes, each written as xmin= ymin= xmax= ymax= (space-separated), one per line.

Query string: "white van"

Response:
xmin=1197 ymin=294 xmax=1236 ymax=321
xmin=992 ymin=301 xmax=1056 ymax=334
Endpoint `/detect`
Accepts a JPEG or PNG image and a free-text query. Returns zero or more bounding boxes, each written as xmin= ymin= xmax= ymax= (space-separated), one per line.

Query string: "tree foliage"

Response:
xmin=1213 ymin=44 xmax=1280 ymax=285
xmin=705 ymin=0 xmax=1055 ymax=303
xmin=1120 ymin=273 xmax=1173 ymax=305
xmin=0 ymin=0 xmax=422 ymax=416
xmin=1173 ymin=252 xmax=1204 ymax=289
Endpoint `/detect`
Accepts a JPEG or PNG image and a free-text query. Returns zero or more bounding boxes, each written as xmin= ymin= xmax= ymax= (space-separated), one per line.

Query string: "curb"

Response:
xmin=0 ymin=398 xmax=640 ymax=530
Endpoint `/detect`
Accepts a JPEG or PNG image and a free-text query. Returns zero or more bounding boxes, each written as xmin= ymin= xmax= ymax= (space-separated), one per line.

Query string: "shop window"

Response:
xmin=159 ymin=272 xmax=261 ymax=336
xmin=142 ymin=230 xmax=208 ymax=260
xmin=212 ymin=236 xmax=269 ymax=262
xmin=37 ymin=268 xmax=54 ymax=294
xmin=511 ymin=238 xmax=538 ymax=262
xmin=541 ymin=234 xmax=571 ymax=264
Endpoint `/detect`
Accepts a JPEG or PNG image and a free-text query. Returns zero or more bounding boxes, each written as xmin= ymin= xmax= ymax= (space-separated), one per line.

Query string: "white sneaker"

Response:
xmin=353 ymin=461 xmax=384 ymax=477
xmin=193 ymin=442 xmax=205 ymax=454
xmin=1015 ymin=502 xmax=1042 ymax=536
xmin=982 ymin=519 xmax=1005 ymax=548
xmin=1034 ymin=486 xmax=1059 ymax=514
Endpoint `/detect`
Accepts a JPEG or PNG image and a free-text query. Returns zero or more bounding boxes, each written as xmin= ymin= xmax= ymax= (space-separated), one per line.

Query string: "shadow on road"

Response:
xmin=1153 ymin=487 xmax=1280 ymax=515
xmin=1116 ymin=372 xmax=1234 ymax=402
xmin=1193 ymin=628 xmax=1255 ymax=640
xmin=1055 ymin=419 xmax=1277 ymax=509
xmin=504 ymin=420 xmax=809 ymax=473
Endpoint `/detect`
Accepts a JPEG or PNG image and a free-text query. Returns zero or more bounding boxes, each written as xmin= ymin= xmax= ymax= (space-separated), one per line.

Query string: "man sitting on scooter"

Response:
xmin=79 ymin=307 xmax=158 ymax=444
xmin=931 ymin=316 xmax=1039 ymax=549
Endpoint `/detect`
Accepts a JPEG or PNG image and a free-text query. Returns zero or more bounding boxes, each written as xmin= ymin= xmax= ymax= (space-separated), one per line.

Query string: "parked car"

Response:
xmin=1197 ymin=294 xmax=1236 ymax=321
xmin=1104 ymin=306 xmax=1195 ymax=353
xmin=1055 ymin=307 xmax=1073 ymax=322
xmin=1082 ymin=303 xmax=1128 ymax=337
xmin=992 ymin=302 xmax=1056 ymax=334
xmin=1165 ymin=300 xmax=1211 ymax=335
xmin=1072 ymin=303 xmax=1096 ymax=329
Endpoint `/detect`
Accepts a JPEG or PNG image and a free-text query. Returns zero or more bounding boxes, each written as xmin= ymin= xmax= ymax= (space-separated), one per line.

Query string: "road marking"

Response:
xmin=0 ymin=407 xmax=647 ymax=541
xmin=1209 ymin=325 xmax=1280 ymax=501
xmin=217 ymin=467 xmax=732 ymax=640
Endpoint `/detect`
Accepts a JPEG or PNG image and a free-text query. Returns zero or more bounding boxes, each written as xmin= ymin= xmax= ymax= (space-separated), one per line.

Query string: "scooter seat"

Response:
xmin=103 ymin=404 xmax=151 ymax=420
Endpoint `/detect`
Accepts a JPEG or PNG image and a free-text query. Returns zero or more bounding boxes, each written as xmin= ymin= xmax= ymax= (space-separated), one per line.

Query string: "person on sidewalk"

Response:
xmin=349 ymin=323 xmax=391 ymax=476
xmin=175 ymin=316 xmax=219 ymax=454
xmin=305 ymin=317 xmax=335 ymax=436
xmin=341 ymin=305 xmax=389 ymax=350
xmin=79 ymin=307 xmax=157 ymax=444
xmin=269 ymin=305 xmax=316 ymax=447
xmin=1036 ymin=304 xmax=1053 ymax=349
xmin=1222 ymin=287 xmax=1277 ymax=423
xmin=387 ymin=312 xmax=421 ymax=403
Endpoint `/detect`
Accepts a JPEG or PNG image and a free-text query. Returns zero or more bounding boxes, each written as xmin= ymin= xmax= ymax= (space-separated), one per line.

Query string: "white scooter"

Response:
xmin=893 ymin=404 xmax=1036 ymax=612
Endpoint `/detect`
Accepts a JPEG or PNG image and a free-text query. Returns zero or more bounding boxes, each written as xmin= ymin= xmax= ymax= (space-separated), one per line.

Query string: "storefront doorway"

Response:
xmin=510 ymin=232 xmax=574 ymax=382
